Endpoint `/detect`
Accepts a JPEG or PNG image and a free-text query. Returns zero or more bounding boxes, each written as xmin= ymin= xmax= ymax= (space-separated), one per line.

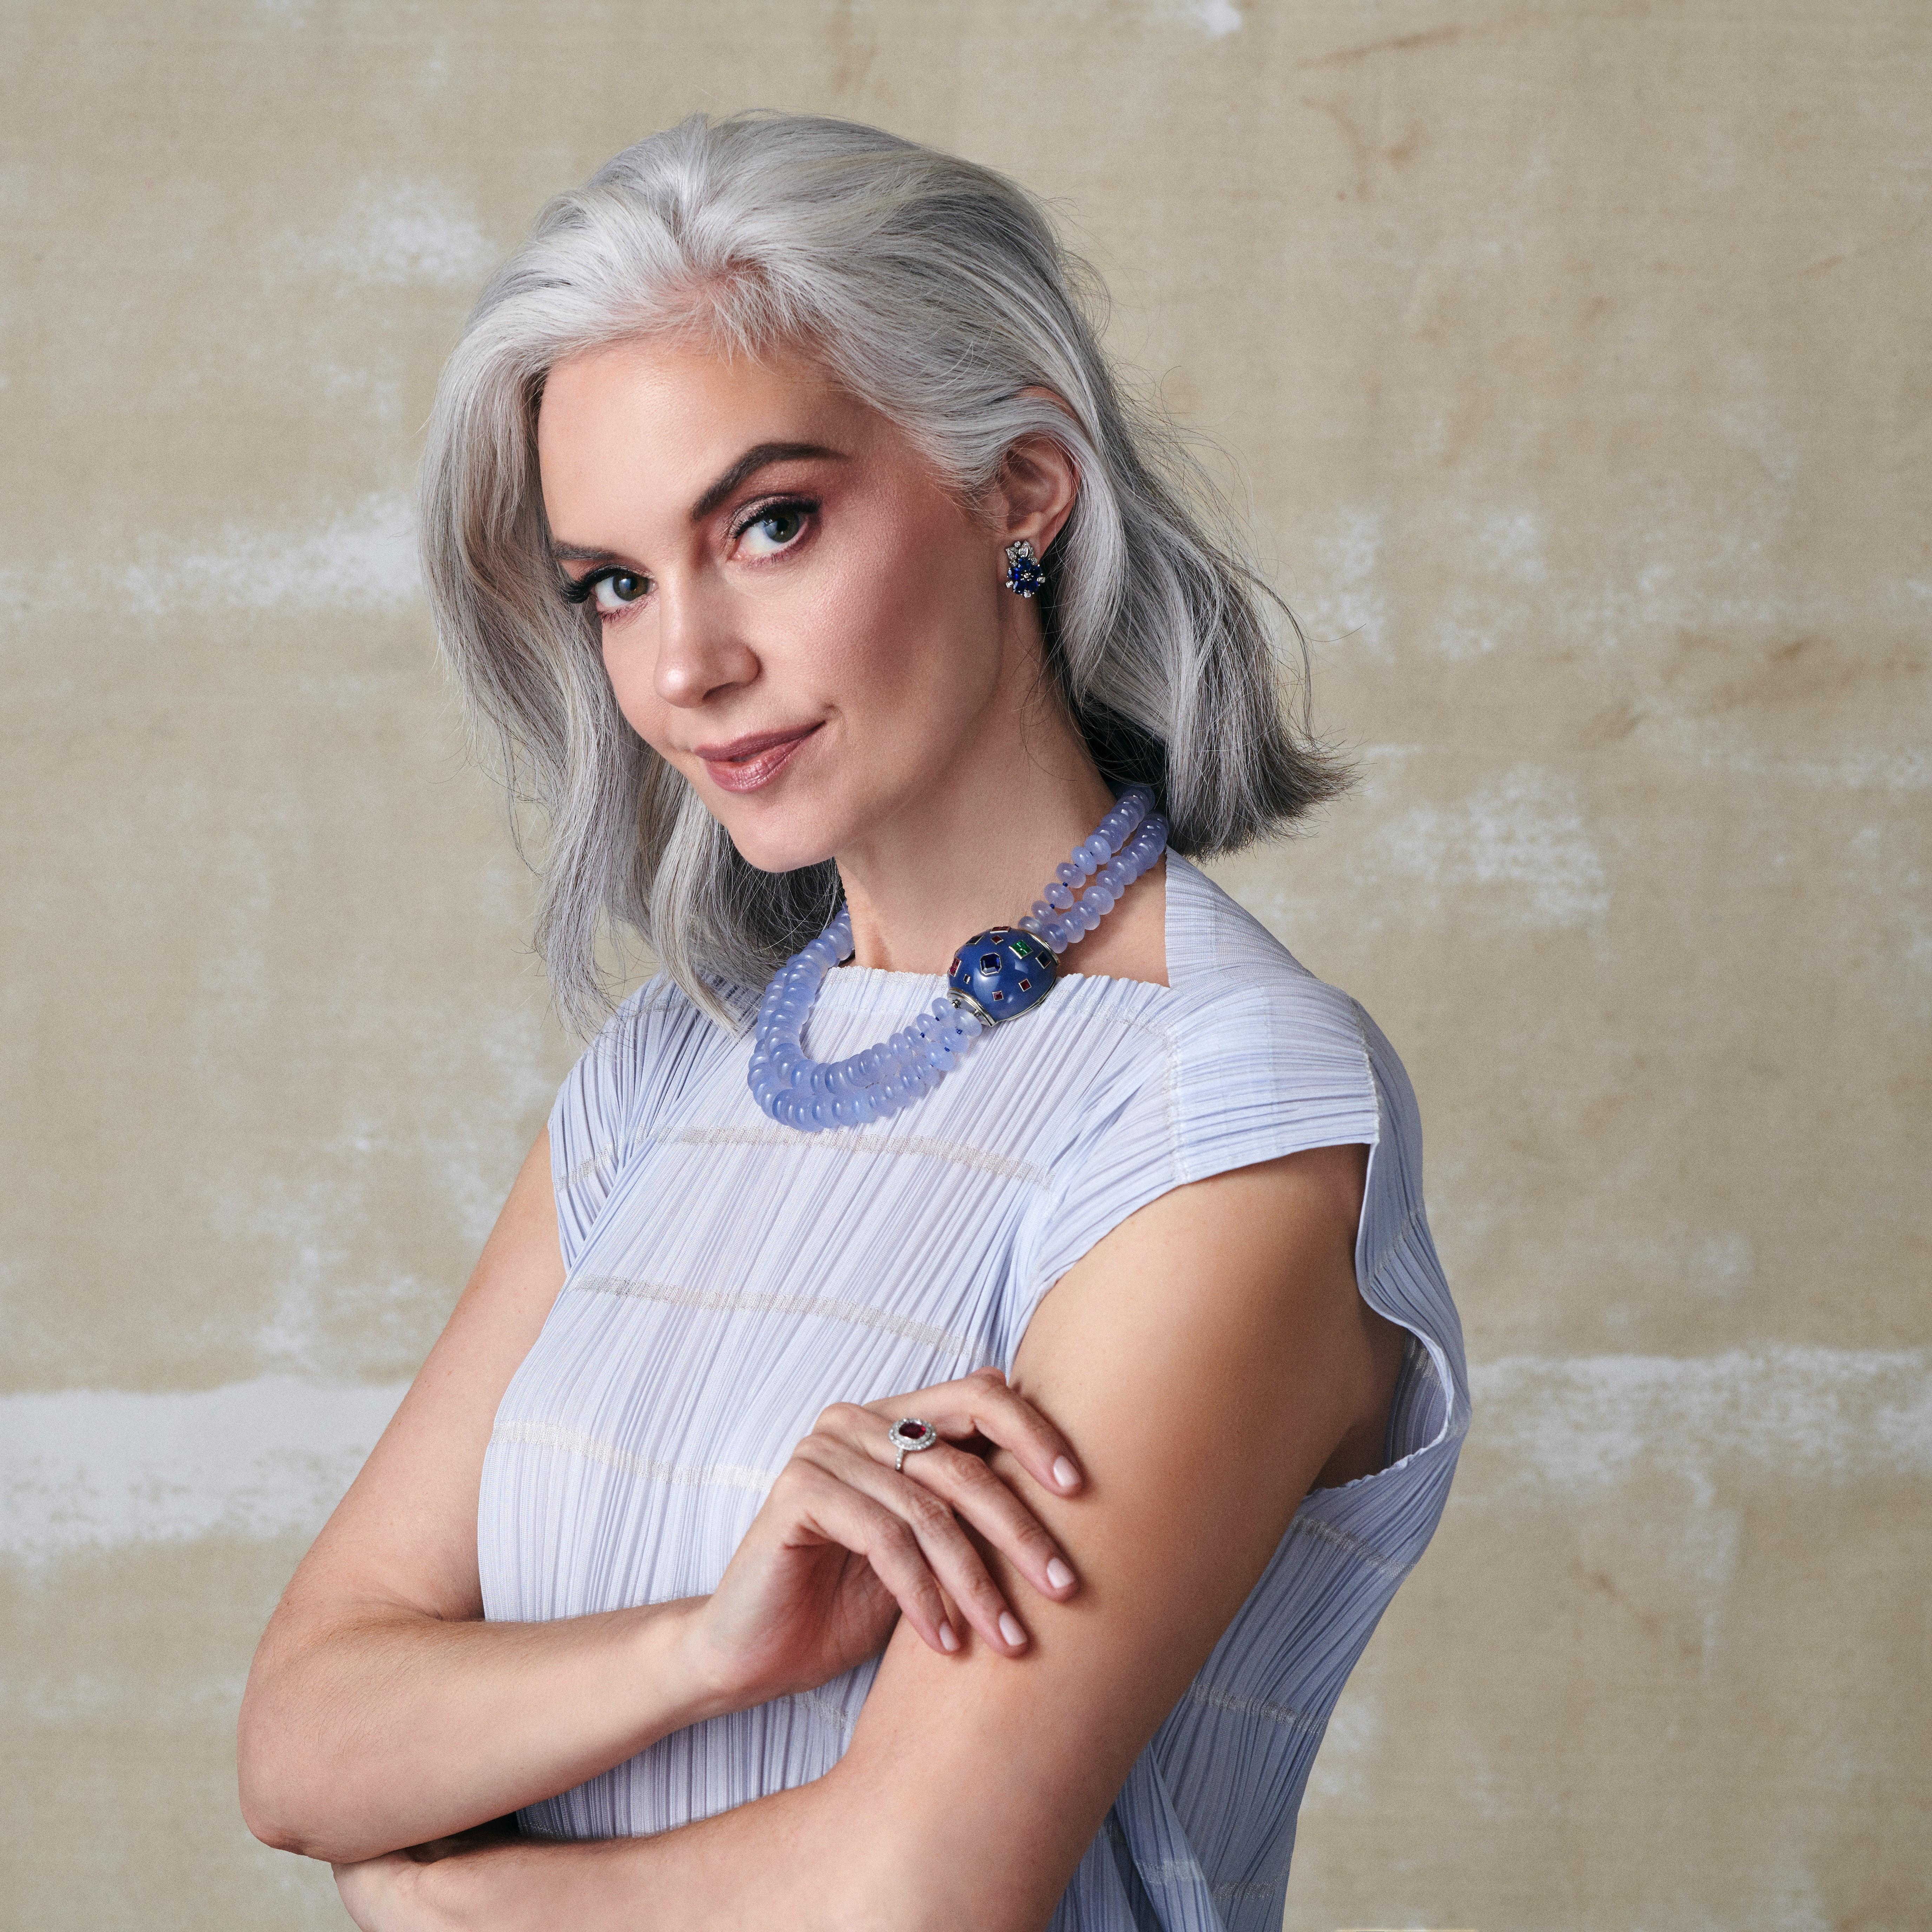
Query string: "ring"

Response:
xmin=888 ymin=1417 xmax=939 ymax=1474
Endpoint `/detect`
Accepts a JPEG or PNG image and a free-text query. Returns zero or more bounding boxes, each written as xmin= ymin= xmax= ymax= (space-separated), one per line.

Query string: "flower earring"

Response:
xmin=1004 ymin=539 xmax=1046 ymax=598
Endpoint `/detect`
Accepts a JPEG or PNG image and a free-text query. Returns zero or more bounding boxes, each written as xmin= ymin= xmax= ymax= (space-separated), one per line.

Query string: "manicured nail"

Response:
xmin=939 ymin=1620 xmax=960 ymax=1653
xmin=1053 ymin=1456 xmax=1080 ymax=1491
xmin=1046 ymin=1557 xmax=1074 ymax=1590
xmin=998 ymin=1612 xmax=1027 ymax=1648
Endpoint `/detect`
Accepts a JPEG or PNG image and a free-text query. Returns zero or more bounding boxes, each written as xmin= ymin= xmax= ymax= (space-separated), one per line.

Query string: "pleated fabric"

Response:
xmin=478 ymin=856 xmax=1469 ymax=1929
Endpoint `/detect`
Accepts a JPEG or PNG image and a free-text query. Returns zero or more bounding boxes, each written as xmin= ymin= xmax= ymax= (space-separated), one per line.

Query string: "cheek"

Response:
xmin=804 ymin=512 xmax=994 ymax=708
xmin=600 ymin=625 xmax=667 ymax=744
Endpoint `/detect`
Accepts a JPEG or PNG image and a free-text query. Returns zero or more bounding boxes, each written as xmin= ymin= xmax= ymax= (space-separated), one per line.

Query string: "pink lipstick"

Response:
xmin=694 ymin=723 xmax=822 ymax=794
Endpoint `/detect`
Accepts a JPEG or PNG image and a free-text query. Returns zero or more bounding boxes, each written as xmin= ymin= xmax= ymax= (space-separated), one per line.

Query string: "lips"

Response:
xmin=693 ymin=722 xmax=822 ymax=794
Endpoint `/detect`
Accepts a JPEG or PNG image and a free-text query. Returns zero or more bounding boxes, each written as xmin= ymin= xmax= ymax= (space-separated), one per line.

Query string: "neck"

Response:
xmin=834 ymin=696 xmax=1116 ymax=976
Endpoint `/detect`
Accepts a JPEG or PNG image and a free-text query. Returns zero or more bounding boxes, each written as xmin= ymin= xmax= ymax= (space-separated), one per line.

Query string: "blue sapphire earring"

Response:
xmin=1004 ymin=539 xmax=1046 ymax=598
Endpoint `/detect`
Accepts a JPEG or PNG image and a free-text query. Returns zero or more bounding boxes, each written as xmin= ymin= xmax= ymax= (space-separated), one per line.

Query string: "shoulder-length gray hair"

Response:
xmin=420 ymin=112 xmax=1346 ymax=1032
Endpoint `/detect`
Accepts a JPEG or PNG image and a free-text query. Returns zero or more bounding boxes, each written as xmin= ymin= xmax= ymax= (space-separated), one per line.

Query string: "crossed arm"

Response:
xmin=240 ymin=1128 xmax=1390 ymax=1932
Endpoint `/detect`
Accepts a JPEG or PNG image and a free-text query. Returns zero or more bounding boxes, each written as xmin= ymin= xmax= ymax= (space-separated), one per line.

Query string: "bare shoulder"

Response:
xmin=1018 ymin=1145 xmax=1378 ymax=1489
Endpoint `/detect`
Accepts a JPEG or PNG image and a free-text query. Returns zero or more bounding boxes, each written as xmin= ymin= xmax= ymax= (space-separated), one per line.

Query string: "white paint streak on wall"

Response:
xmin=1371 ymin=766 xmax=1610 ymax=926
xmin=1431 ymin=508 xmax=1548 ymax=657
xmin=1306 ymin=508 xmax=1389 ymax=657
xmin=8 ymin=1351 xmax=1925 ymax=1565
xmin=1467 ymin=1347 xmax=1932 ymax=1496
xmin=1476 ymin=509 xmax=1547 ymax=584
xmin=119 ymin=492 xmax=417 ymax=615
xmin=1175 ymin=0 xmax=1243 ymax=33
xmin=1715 ymin=747 xmax=1932 ymax=792
xmin=303 ymin=180 xmax=499 ymax=288
xmin=1 ymin=1376 xmax=407 ymax=1561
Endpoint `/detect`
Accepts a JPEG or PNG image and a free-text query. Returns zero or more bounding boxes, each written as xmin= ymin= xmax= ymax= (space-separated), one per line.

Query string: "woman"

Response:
xmin=238 ymin=113 xmax=1468 ymax=1931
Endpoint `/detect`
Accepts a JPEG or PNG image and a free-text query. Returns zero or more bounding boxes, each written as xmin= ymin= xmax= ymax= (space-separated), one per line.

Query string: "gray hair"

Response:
xmin=419 ymin=112 xmax=1346 ymax=1033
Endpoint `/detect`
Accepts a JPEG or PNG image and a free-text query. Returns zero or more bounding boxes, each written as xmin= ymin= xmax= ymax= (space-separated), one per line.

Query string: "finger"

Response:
xmin=786 ymin=1464 xmax=964 ymax=1657
xmin=796 ymin=1438 xmax=1032 ymax=1655
xmin=813 ymin=1421 xmax=1079 ymax=1601
xmin=898 ymin=1441 xmax=1079 ymax=1602
xmin=809 ymin=1392 xmax=1078 ymax=1599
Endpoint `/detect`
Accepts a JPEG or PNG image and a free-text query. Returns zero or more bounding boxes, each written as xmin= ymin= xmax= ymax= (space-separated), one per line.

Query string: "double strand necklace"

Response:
xmin=748 ymin=785 xmax=1169 ymax=1132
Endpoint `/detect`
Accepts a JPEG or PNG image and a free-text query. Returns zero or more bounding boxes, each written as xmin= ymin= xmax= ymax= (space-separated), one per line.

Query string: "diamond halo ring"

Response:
xmin=888 ymin=1417 xmax=939 ymax=1474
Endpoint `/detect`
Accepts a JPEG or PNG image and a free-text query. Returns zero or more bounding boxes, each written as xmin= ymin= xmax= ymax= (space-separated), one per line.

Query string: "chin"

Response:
xmin=702 ymin=765 xmax=907 ymax=879
xmin=714 ymin=809 xmax=841 ymax=881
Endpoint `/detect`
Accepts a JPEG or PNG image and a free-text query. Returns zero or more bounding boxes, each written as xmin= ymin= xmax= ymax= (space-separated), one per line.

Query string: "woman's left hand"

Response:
xmin=691 ymin=1366 xmax=1084 ymax=1709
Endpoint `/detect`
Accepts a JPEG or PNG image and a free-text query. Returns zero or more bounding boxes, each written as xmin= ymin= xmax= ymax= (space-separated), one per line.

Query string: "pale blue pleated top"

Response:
xmin=478 ymin=856 xmax=1469 ymax=1931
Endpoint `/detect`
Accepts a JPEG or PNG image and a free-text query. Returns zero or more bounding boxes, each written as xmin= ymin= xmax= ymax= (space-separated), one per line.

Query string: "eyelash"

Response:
xmin=559 ymin=496 xmax=819 ymax=616
xmin=730 ymin=495 xmax=818 ymax=549
xmin=561 ymin=567 xmax=639 ymax=609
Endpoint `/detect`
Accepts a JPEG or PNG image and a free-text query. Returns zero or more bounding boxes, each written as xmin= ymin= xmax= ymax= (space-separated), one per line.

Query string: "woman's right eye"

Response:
xmin=564 ymin=567 xmax=652 ymax=616
xmin=589 ymin=570 xmax=649 ymax=614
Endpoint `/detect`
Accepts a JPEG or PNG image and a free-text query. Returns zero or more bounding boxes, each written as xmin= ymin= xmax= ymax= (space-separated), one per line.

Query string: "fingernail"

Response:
xmin=939 ymin=1620 xmax=960 ymax=1653
xmin=999 ymin=1612 xmax=1027 ymax=1648
xmin=1053 ymin=1456 xmax=1080 ymax=1491
xmin=1046 ymin=1557 xmax=1074 ymax=1590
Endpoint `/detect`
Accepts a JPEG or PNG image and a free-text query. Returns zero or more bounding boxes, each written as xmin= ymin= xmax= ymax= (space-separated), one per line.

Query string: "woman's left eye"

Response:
xmin=735 ymin=503 xmax=812 ymax=558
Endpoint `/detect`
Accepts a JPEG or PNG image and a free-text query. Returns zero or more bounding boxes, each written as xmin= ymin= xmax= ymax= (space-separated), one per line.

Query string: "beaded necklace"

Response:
xmin=747 ymin=786 xmax=1169 ymax=1132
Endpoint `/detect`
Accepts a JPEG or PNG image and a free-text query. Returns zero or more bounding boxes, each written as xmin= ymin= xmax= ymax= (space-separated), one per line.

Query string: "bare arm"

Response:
xmin=237 ymin=1131 xmax=734 ymax=1858
xmin=241 ymin=1130 xmax=1089 ymax=1866
xmin=374 ymin=1140 xmax=1392 ymax=1932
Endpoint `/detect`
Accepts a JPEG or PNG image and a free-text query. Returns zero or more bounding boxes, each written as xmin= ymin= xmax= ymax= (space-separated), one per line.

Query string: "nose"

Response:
xmin=652 ymin=576 xmax=758 ymax=710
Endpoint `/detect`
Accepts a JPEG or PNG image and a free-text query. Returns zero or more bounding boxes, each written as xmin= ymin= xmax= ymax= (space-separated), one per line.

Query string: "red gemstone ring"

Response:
xmin=888 ymin=1417 xmax=939 ymax=1474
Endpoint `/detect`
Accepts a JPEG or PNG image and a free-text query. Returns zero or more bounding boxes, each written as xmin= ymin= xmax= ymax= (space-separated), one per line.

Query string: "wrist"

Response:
xmin=642 ymin=1594 xmax=744 ymax=1730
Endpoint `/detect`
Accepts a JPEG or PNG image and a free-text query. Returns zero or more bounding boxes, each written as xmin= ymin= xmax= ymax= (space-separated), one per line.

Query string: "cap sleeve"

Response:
xmin=998 ymin=975 xmax=1382 ymax=1368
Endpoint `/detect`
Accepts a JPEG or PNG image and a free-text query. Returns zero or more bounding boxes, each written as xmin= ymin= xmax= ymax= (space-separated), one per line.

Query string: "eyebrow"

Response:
xmin=688 ymin=441 xmax=845 ymax=522
xmin=549 ymin=442 xmax=846 ymax=566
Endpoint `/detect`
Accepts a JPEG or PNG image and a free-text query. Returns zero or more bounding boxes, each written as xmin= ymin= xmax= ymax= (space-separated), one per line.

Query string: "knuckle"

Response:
xmin=814 ymin=1401 xmax=863 ymax=1435
xmin=984 ymin=1392 xmax=1038 ymax=1435
xmin=905 ymin=1489 xmax=955 ymax=1536
xmin=960 ymin=1566 xmax=1004 ymax=1612
xmin=949 ymin=1451 xmax=999 ymax=1490
xmin=1015 ymin=1520 xmax=1055 ymax=1559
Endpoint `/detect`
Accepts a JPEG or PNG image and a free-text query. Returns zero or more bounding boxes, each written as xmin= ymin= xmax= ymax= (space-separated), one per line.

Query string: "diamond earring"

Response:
xmin=1004 ymin=539 xmax=1045 ymax=598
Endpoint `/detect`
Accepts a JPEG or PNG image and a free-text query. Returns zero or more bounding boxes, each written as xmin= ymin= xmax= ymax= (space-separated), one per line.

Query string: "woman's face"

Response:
xmin=536 ymin=336 xmax=1021 ymax=876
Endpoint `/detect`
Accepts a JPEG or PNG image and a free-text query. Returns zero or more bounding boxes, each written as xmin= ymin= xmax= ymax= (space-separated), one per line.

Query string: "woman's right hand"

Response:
xmin=688 ymin=1366 xmax=1084 ymax=1709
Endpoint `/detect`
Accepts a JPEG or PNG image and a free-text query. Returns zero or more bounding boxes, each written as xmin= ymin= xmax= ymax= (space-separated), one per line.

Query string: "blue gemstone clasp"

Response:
xmin=946 ymin=925 xmax=1058 ymax=1026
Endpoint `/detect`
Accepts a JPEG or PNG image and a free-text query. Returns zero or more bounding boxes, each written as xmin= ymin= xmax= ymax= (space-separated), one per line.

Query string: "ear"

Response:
xmin=991 ymin=389 xmax=1081 ymax=558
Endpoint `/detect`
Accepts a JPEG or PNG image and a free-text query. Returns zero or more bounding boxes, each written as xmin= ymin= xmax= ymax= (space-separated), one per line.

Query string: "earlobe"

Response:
xmin=998 ymin=395 xmax=1082 ymax=561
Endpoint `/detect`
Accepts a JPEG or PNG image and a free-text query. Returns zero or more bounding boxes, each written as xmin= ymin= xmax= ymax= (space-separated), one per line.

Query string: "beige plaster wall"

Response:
xmin=3 ymin=3 xmax=1926 ymax=1926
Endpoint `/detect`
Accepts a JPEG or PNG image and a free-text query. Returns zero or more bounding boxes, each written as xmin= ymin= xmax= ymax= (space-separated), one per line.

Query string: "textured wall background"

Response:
xmin=2 ymin=3 xmax=1926 ymax=1927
